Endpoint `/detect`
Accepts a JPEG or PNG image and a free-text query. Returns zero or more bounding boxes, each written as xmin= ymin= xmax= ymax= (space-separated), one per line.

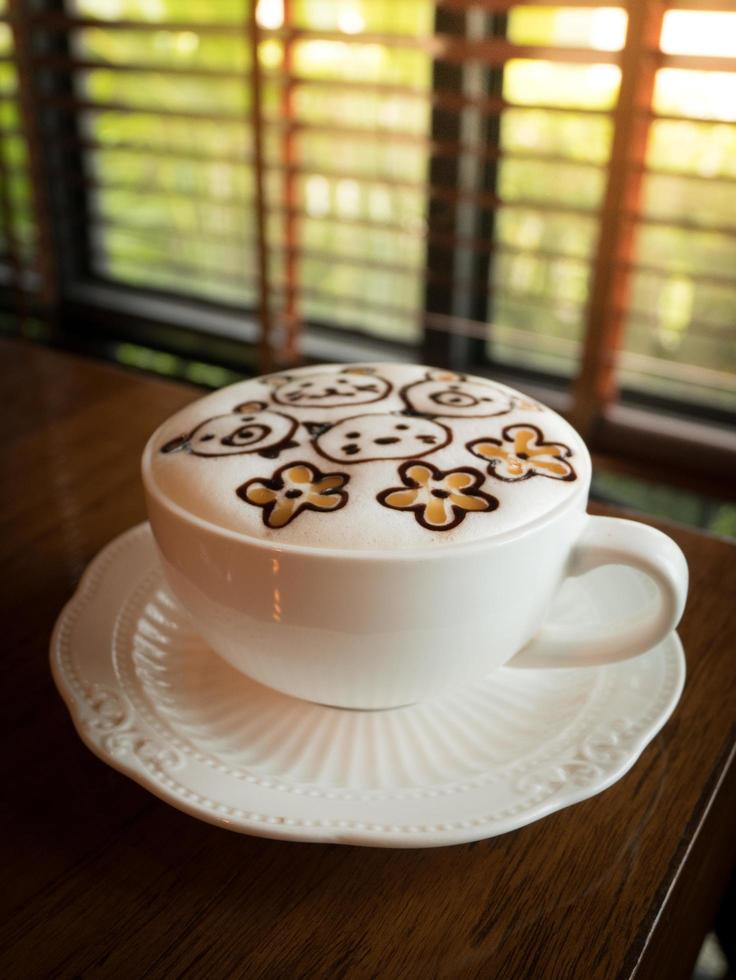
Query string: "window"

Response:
xmin=0 ymin=0 xmax=734 ymax=484
xmin=619 ymin=10 xmax=736 ymax=414
xmin=0 ymin=10 xmax=37 ymax=301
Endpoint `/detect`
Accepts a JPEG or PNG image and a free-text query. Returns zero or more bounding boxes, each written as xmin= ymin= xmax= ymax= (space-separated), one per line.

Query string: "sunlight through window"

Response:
xmin=660 ymin=11 xmax=736 ymax=58
xmin=337 ymin=9 xmax=366 ymax=35
xmin=589 ymin=8 xmax=627 ymax=51
xmin=256 ymin=0 xmax=284 ymax=31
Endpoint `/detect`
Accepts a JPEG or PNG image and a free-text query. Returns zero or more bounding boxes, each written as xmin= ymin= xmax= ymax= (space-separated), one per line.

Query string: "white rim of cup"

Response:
xmin=141 ymin=420 xmax=592 ymax=563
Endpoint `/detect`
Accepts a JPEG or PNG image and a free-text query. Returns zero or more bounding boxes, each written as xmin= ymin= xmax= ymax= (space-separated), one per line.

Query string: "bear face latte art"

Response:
xmin=147 ymin=364 xmax=588 ymax=550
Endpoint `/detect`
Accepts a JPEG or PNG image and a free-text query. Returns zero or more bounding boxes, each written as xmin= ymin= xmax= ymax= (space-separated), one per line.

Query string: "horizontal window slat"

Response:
xmin=281 ymin=73 xmax=611 ymax=117
xmin=278 ymin=208 xmax=418 ymax=242
xmin=660 ymin=53 xmax=736 ymax=71
xmin=317 ymin=187 xmax=595 ymax=219
xmin=92 ymin=253 xmax=258 ymax=290
xmin=424 ymin=309 xmax=580 ymax=353
xmin=617 ymin=350 xmax=736 ymax=390
xmin=496 ymin=242 xmax=592 ymax=265
xmin=24 ymin=14 xmax=622 ymax=68
xmin=44 ymin=94 xmax=247 ymax=123
xmin=94 ymin=250 xmax=259 ymax=290
xmin=669 ymin=0 xmax=736 ymax=10
xmin=68 ymin=166 xmax=603 ymax=221
xmin=491 ymin=289 xmax=587 ymax=316
xmin=279 ymin=29 xmax=622 ymax=67
xmin=91 ymin=268 xmax=255 ymax=308
xmin=287 ymin=283 xmax=416 ymax=320
xmin=6 ymin=1 xmax=674 ymax=24
xmin=52 ymin=132 xmax=609 ymax=174
xmin=279 ymin=73 xmax=613 ymax=119
xmin=649 ymin=109 xmax=736 ymax=125
xmin=295 ymin=205 xmax=591 ymax=256
xmin=437 ymin=0 xmax=625 ymax=9
xmin=87 ymin=215 xmax=254 ymax=247
xmin=633 ymin=214 xmax=736 ymax=237
xmin=640 ymin=164 xmax=736 ymax=185
xmin=24 ymin=14 xmax=244 ymax=35
xmin=84 ymin=201 xmax=413 ymax=249
xmin=37 ymin=55 xmax=247 ymax=81
xmin=489 ymin=324 xmax=581 ymax=357
xmin=22 ymin=66 xmax=618 ymax=121
xmin=624 ymin=306 xmax=735 ymax=339
xmin=75 ymin=139 xmax=254 ymax=168
xmin=88 ymin=179 xmax=254 ymax=207
xmin=277 ymin=73 xmax=431 ymax=103
xmin=624 ymin=260 xmax=736 ymax=290
xmin=29 ymin=47 xmax=627 ymax=81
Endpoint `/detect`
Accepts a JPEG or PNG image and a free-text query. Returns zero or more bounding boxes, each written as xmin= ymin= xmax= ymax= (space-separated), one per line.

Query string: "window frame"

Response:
xmin=0 ymin=0 xmax=734 ymax=496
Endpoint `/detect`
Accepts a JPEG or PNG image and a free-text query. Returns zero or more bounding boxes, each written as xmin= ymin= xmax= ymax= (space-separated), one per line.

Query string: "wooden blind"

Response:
xmin=0 ymin=0 xmax=734 ymax=468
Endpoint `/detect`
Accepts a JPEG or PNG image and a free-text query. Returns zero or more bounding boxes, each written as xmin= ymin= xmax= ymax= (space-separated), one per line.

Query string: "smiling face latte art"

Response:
xmin=148 ymin=364 xmax=589 ymax=549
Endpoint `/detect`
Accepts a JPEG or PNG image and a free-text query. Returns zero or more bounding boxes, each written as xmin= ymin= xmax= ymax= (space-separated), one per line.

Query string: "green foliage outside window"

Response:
xmin=1 ymin=1 xmax=735 ymax=408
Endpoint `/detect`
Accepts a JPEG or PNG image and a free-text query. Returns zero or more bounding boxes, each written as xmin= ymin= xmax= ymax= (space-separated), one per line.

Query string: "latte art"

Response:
xmin=400 ymin=370 xmax=513 ymax=418
xmin=147 ymin=364 xmax=589 ymax=549
xmin=268 ymin=367 xmax=391 ymax=407
xmin=315 ymin=413 xmax=451 ymax=464
xmin=160 ymin=401 xmax=298 ymax=459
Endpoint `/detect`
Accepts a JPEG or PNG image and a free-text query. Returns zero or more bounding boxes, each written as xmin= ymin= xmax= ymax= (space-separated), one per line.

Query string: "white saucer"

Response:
xmin=50 ymin=523 xmax=685 ymax=848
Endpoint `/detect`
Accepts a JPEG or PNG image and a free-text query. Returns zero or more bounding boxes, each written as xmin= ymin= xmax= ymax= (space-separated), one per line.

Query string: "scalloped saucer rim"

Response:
xmin=50 ymin=523 xmax=685 ymax=848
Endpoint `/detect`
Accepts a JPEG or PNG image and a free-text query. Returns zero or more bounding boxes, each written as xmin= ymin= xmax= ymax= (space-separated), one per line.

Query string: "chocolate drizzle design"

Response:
xmin=314 ymin=413 xmax=451 ymax=464
xmin=157 ymin=366 xmax=578 ymax=536
xmin=467 ymin=424 xmax=577 ymax=482
xmin=377 ymin=461 xmax=498 ymax=531
xmin=268 ymin=366 xmax=392 ymax=408
xmin=400 ymin=370 xmax=513 ymax=419
xmin=237 ymin=461 xmax=349 ymax=528
xmin=160 ymin=401 xmax=299 ymax=459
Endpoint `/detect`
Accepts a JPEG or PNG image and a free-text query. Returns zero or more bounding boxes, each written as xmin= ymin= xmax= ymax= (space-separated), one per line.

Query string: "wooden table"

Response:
xmin=2 ymin=338 xmax=734 ymax=980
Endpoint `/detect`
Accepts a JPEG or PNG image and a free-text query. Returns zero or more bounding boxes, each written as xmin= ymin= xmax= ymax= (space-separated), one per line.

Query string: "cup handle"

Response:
xmin=508 ymin=515 xmax=688 ymax=669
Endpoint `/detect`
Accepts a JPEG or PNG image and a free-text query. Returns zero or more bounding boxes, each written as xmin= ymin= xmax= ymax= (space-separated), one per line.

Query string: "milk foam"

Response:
xmin=146 ymin=364 xmax=589 ymax=549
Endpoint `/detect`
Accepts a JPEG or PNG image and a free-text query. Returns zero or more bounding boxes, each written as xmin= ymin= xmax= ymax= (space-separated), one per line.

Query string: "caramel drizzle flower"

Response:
xmin=237 ymin=461 xmax=349 ymax=528
xmin=467 ymin=424 xmax=576 ymax=482
xmin=377 ymin=461 xmax=498 ymax=531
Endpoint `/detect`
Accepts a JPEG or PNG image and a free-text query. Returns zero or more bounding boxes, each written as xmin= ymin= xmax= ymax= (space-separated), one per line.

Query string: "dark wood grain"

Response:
xmin=1 ymin=337 xmax=734 ymax=980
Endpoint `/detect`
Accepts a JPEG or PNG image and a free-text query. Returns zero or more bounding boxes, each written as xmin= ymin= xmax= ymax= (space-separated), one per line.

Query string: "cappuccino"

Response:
xmin=147 ymin=364 xmax=588 ymax=550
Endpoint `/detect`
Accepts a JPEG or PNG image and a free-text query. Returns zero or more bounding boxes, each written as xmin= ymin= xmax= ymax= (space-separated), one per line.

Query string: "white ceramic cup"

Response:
xmin=142 ymin=438 xmax=688 ymax=709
